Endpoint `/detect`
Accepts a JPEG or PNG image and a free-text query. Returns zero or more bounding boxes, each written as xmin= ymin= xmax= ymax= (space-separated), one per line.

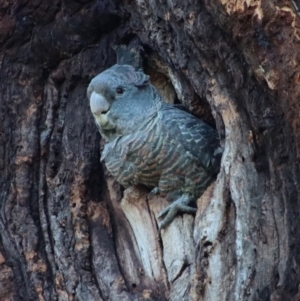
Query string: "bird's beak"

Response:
xmin=90 ymin=92 xmax=114 ymax=129
xmin=90 ymin=91 xmax=110 ymax=115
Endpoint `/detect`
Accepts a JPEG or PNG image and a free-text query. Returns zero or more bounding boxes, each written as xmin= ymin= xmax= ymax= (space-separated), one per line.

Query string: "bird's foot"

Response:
xmin=158 ymin=195 xmax=197 ymax=230
xmin=148 ymin=187 xmax=160 ymax=198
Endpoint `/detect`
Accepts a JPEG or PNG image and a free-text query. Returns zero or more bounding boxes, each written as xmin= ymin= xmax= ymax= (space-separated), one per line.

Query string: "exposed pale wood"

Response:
xmin=1 ymin=0 xmax=300 ymax=300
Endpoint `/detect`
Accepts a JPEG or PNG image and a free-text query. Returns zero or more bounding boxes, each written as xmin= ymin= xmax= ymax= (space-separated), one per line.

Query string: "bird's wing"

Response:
xmin=161 ymin=103 xmax=222 ymax=174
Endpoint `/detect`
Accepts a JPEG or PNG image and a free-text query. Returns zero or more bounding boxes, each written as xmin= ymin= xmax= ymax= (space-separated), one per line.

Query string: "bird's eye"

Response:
xmin=116 ymin=87 xmax=124 ymax=94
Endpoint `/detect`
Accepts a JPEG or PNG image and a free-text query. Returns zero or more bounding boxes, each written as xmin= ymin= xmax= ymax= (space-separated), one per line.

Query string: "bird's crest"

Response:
xmin=113 ymin=45 xmax=144 ymax=71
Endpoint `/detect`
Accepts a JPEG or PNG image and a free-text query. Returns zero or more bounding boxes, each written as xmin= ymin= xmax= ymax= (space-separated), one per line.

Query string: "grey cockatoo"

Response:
xmin=88 ymin=47 xmax=222 ymax=230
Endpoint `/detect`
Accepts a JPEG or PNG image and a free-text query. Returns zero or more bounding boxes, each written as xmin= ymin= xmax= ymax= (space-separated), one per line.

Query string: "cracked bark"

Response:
xmin=1 ymin=0 xmax=300 ymax=301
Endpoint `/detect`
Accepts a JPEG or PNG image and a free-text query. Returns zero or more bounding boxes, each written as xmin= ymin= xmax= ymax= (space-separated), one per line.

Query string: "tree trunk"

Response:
xmin=1 ymin=0 xmax=300 ymax=300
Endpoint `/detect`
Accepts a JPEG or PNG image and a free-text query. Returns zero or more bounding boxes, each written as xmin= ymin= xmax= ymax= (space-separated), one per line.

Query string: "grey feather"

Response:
xmin=88 ymin=46 xmax=222 ymax=230
xmin=114 ymin=45 xmax=144 ymax=71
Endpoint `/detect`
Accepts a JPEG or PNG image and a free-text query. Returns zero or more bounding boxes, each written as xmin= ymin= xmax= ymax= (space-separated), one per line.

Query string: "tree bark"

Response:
xmin=1 ymin=0 xmax=300 ymax=301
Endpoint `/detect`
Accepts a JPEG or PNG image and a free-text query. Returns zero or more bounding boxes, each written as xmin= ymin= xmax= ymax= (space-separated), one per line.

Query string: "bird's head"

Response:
xmin=87 ymin=62 xmax=161 ymax=140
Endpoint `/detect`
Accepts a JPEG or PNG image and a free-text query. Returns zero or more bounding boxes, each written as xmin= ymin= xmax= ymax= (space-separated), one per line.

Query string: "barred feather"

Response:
xmin=101 ymin=103 xmax=221 ymax=198
xmin=88 ymin=46 xmax=222 ymax=228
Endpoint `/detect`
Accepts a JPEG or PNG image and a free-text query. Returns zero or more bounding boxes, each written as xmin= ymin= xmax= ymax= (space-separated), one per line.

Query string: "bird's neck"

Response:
xmin=101 ymin=101 xmax=161 ymax=142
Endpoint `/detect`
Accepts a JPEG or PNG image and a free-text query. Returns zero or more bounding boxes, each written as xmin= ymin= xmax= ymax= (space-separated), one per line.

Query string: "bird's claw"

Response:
xmin=148 ymin=187 xmax=160 ymax=198
xmin=158 ymin=199 xmax=197 ymax=230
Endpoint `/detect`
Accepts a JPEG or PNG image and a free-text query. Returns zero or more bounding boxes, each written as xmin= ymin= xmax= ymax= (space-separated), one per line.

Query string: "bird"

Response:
xmin=87 ymin=46 xmax=222 ymax=230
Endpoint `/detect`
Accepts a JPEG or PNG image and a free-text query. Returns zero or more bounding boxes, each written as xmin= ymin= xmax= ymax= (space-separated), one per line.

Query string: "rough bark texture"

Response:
xmin=1 ymin=0 xmax=300 ymax=301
